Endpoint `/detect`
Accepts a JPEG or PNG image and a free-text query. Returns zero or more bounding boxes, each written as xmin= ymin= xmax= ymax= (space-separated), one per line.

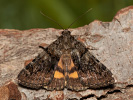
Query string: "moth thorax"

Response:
xmin=61 ymin=54 xmax=71 ymax=71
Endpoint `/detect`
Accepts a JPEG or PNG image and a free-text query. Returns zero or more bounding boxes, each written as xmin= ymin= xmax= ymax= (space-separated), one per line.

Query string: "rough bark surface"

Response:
xmin=0 ymin=6 xmax=133 ymax=100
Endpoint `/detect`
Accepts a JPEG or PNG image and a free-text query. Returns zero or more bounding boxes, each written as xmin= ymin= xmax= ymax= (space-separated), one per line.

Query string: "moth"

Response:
xmin=18 ymin=29 xmax=114 ymax=91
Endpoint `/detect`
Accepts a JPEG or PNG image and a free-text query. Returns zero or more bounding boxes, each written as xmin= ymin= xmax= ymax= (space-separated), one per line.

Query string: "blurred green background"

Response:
xmin=0 ymin=0 xmax=132 ymax=30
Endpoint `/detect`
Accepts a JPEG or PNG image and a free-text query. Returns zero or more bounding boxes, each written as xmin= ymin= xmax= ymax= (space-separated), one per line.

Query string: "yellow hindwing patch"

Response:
xmin=69 ymin=59 xmax=75 ymax=70
xmin=54 ymin=71 xmax=64 ymax=78
xmin=57 ymin=58 xmax=63 ymax=69
xmin=69 ymin=71 xmax=78 ymax=78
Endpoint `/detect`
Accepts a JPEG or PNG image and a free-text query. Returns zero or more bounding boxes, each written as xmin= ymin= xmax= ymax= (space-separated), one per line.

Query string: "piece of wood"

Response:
xmin=0 ymin=6 xmax=132 ymax=100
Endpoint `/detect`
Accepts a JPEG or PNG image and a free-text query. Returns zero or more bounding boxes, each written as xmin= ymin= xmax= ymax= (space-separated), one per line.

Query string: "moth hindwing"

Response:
xmin=18 ymin=30 xmax=114 ymax=91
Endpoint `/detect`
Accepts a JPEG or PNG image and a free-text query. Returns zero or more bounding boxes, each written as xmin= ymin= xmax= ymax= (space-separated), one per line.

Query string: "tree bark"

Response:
xmin=0 ymin=6 xmax=133 ymax=100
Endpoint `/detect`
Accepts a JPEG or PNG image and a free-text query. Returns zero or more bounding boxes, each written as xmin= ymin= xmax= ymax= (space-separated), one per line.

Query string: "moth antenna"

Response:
xmin=40 ymin=11 xmax=64 ymax=30
xmin=66 ymin=8 xmax=92 ymax=29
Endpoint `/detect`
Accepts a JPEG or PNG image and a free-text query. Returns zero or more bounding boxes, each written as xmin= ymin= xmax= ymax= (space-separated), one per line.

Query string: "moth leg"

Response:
xmin=39 ymin=46 xmax=46 ymax=51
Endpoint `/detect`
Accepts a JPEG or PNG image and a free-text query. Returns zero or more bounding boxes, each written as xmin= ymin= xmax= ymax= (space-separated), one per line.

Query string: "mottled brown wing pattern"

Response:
xmin=18 ymin=50 xmax=54 ymax=89
xmin=18 ymin=30 xmax=114 ymax=91
xmin=78 ymin=51 xmax=114 ymax=88
xmin=66 ymin=66 xmax=88 ymax=91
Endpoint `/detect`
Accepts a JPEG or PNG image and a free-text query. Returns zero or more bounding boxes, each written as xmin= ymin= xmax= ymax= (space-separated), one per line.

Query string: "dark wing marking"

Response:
xmin=78 ymin=51 xmax=115 ymax=88
xmin=43 ymin=62 xmax=65 ymax=90
xmin=67 ymin=66 xmax=88 ymax=91
xmin=67 ymin=78 xmax=87 ymax=91
xmin=18 ymin=51 xmax=54 ymax=89
xmin=44 ymin=78 xmax=65 ymax=90
xmin=65 ymin=56 xmax=87 ymax=91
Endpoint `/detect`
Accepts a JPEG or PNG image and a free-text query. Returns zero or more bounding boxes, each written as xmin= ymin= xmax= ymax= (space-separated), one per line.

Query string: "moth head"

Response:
xmin=62 ymin=29 xmax=71 ymax=36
